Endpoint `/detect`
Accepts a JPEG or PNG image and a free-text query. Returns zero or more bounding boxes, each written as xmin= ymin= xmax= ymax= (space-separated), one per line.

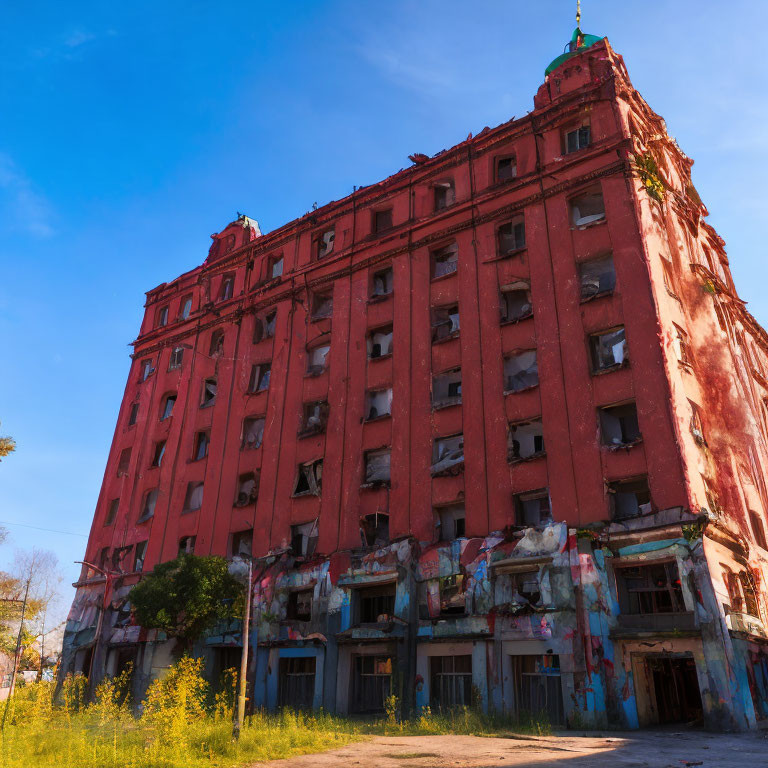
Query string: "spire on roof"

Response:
xmin=544 ymin=2 xmax=604 ymax=76
xmin=576 ymin=0 xmax=581 ymax=30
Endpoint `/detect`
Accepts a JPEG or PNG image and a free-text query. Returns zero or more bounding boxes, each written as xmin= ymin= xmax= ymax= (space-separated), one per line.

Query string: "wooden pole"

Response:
xmin=234 ymin=557 xmax=252 ymax=739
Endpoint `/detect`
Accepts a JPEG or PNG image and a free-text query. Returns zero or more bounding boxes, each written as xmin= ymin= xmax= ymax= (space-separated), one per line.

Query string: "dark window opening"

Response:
xmin=134 ymin=541 xmax=148 ymax=572
xmin=368 ymin=326 xmax=393 ymax=358
xmin=201 ymin=378 xmax=217 ymax=407
xmin=579 ymin=255 xmax=616 ymax=300
xmin=431 ymin=655 xmax=471 ymax=710
xmin=286 ymin=590 xmax=313 ymax=622
xmin=269 ymin=255 xmax=284 ymax=279
xmin=248 ymin=362 xmax=271 ymax=393
xmin=209 ymin=330 xmax=225 ymax=357
xmin=431 ymin=243 xmax=458 ymax=279
xmin=235 ymin=472 xmax=259 ymax=507
xmin=140 ymin=359 xmax=155 ymax=382
xmin=565 ymin=125 xmax=590 ymax=154
xmin=231 ymin=529 xmax=252 ymax=558
xmin=433 ymin=181 xmax=455 ymax=211
xmin=138 ymin=489 xmax=158 ymax=523
xmin=306 ymin=344 xmax=330 ymax=376
xmin=241 ymin=417 xmax=265 ymax=450
xmin=360 ymin=512 xmax=390 ymax=548
xmin=169 ymin=346 xmax=184 ymax=370
xmin=371 ymin=267 xmax=394 ymax=297
xmin=111 ymin=545 xmax=131 ymax=574
xmin=513 ymin=655 xmax=564 ymax=726
xmin=293 ymin=460 xmax=323 ymax=496
xmin=437 ymin=504 xmax=466 ymax=540
xmin=117 ymin=448 xmax=132 ymax=476
xmin=157 ymin=306 xmax=169 ymax=327
xmin=300 ymin=401 xmax=328 ymax=435
xmin=431 ymin=434 xmax=464 ymax=475
xmin=599 ymin=402 xmax=641 ymax=447
xmin=310 ymin=290 xmax=333 ymax=320
xmin=128 ymin=402 xmax=139 ymax=426
xmin=357 ymin=584 xmax=396 ymax=624
xmin=352 ymin=655 xmax=392 ymax=714
xmin=432 ymin=368 xmax=462 ymax=408
xmin=373 ymin=208 xmax=393 ymax=234
xmin=616 ymin=560 xmax=685 ymax=614
xmin=497 ymin=156 xmax=517 ymax=182
xmin=438 ymin=574 xmax=466 ymax=614
xmin=512 ymin=570 xmax=541 ymax=605
xmin=317 ymin=228 xmax=335 ymax=259
xmin=498 ymin=216 xmax=526 ymax=255
xmin=504 ymin=350 xmax=538 ymax=392
xmin=161 ymin=393 xmax=176 ymax=421
xmin=365 ymin=389 xmax=392 ymax=421
xmin=500 ymin=282 xmax=532 ymax=323
xmin=514 ymin=489 xmax=551 ymax=527
xmin=180 ymin=296 xmax=193 ymax=320
xmin=291 ymin=521 xmax=318 ymax=558
xmin=105 ymin=498 xmax=119 ymax=526
xmin=193 ymin=431 xmax=209 ymax=461
xmin=609 ymin=477 xmax=651 ymax=519
xmin=363 ymin=449 xmax=391 ymax=487
xmin=508 ymin=420 xmax=545 ymax=461
xmin=278 ymin=657 xmax=316 ymax=710
xmin=675 ymin=324 xmax=692 ymax=366
xmin=570 ymin=187 xmax=605 ymax=227
xmin=749 ymin=510 xmax=768 ymax=551
xmin=183 ymin=481 xmax=204 ymax=513
xmin=590 ymin=327 xmax=627 ymax=371
xmin=219 ymin=273 xmax=235 ymax=301
xmin=432 ymin=304 xmax=460 ymax=341
xmin=178 ymin=535 xmax=196 ymax=556
xmin=151 ymin=440 xmax=166 ymax=467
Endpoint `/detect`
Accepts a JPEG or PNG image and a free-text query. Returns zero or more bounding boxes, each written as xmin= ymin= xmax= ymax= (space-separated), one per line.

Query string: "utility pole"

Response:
xmin=233 ymin=557 xmax=253 ymax=739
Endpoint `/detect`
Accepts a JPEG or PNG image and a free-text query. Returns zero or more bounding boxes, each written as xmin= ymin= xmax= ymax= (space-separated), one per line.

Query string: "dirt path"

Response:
xmin=248 ymin=729 xmax=768 ymax=768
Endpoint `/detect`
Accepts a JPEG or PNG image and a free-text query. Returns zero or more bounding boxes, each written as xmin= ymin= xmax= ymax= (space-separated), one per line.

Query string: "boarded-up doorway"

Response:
xmin=278 ymin=656 xmax=316 ymax=710
xmin=647 ymin=656 xmax=702 ymax=724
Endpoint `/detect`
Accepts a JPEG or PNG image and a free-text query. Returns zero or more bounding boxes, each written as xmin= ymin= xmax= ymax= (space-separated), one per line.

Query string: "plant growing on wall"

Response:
xmin=129 ymin=554 xmax=243 ymax=652
xmin=634 ymin=151 xmax=666 ymax=202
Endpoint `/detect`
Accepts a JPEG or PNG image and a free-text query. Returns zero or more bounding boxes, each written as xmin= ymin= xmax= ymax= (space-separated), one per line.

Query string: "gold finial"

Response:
xmin=576 ymin=0 xmax=582 ymax=29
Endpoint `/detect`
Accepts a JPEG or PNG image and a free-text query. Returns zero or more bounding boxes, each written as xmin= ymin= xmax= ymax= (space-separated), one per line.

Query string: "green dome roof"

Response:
xmin=545 ymin=27 xmax=604 ymax=75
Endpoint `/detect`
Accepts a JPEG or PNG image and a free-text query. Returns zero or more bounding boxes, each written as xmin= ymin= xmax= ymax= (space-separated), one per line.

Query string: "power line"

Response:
xmin=0 ymin=521 xmax=87 ymax=538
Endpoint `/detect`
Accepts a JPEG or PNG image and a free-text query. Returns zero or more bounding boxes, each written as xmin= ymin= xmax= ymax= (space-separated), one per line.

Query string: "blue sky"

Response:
xmin=1 ymin=0 xmax=767 ymax=619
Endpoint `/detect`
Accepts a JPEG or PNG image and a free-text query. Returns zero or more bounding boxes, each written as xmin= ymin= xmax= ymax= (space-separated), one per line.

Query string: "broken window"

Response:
xmin=431 ymin=434 xmax=464 ymax=475
xmin=431 ymin=242 xmax=458 ymax=279
xmin=504 ymin=350 xmax=539 ymax=392
xmin=193 ymin=431 xmax=209 ymax=461
xmin=360 ymin=512 xmax=390 ymax=548
xmin=117 ymin=448 xmax=132 ymax=477
xmin=287 ymin=589 xmax=313 ymax=621
xmin=433 ymin=181 xmax=455 ymax=211
xmin=363 ymin=448 xmax=391 ymax=487
xmin=317 ymin=228 xmax=335 ymax=259
xmin=168 ymin=346 xmax=184 ymax=370
xmin=498 ymin=216 xmax=526 ymax=255
xmin=724 ymin=569 xmax=743 ymax=612
xmin=371 ymin=266 xmax=394 ymax=297
xmin=111 ymin=545 xmax=132 ymax=573
xmin=241 ymin=417 xmax=265 ymax=450
xmin=570 ymin=187 xmax=605 ymax=227
xmin=269 ymin=255 xmax=284 ymax=279
xmin=157 ymin=306 xmax=168 ymax=327
xmin=139 ymin=359 xmax=155 ymax=382
xmin=674 ymin=324 xmax=692 ymax=366
xmin=178 ymin=535 xmax=196 ymax=556
xmin=367 ymin=326 xmax=393 ymax=358
xmin=300 ymin=400 xmax=328 ymax=435
xmin=508 ymin=420 xmax=545 ymax=461
xmin=365 ymin=388 xmax=392 ymax=421
xmin=432 ymin=368 xmax=462 ymax=408
xmin=293 ymin=460 xmax=323 ymax=496
xmin=373 ymin=208 xmax=393 ymax=234
xmin=616 ymin=561 xmax=684 ymax=614
xmin=590 ymin=327 xmax=627 ymax=371
xmin=514 ymin=489 xmax=552 ymax=527
xmin=357 ymin=584 xmax=395 ymax=624
xmin=231 ymin=529 xmax=252 ymax=558
xmin=128 ymin=401 xmax=139 ymax=427
xmin=740 ymin=571 xmax=760 ymax=617
xmin=497 ymin=155 xmax=517 ymax=182
xmin=565 ymin=124 xmax=590 ymax=154
xmin=201 ymin=378 xmax=217 ymax=407
xmin=291 ymin=521 xmax=318 ymax=558
xmin=512 ymin=570 xmax=541 ymax=605
xmin=662 ymin=257 xmax=678 ymax=297
xmin=690 ymin=401 xmax=705 ymax=445
xmin=599 ymin=402 xmax=641 ymax=447
xmin=235 ymin=472 xmax=259 ymax=507
xmin=219 ymin=273 xmax=235 ymax=301
xmin=431 ymin=304 xmax=460 ymax=341
xmin=437 ymin=504 xmax=466 ymax=540
xmin=437 ymin=574 xmax=466 ymax=615
xmin=500 ymin=281 xmax=533 ymax=323
xmin=254 ymin=312 xmax=277 ymax=342
xmin=105 ymin=498 xmax=119 ymax=526
xmin=579 ymin=255 xmax=616 ymax=299
xmin=98 ymin=546 xmax=110 ymax=570
xmin=749 ymin=511 xmax=768 ymax=551
xmin=180 ymin=295 xmax=193 ymax=320
xmin=310 ymin=289 xmax=333 ymax=320
xmin=430 ymin=655 xmax=471 ymax=709
xmin=151 ymin=440 xmax=166 ymax=467
xmin=209 ymin=330 xmax=225 ymax=357
xmin=183 ymin=481 xmax=204 ymax=513
xmin=306 ymin=344 xmax=330 ymax=376
xmin=138 ymin=488 xmax=158 ymax=523
xmin=248 ymin=362 xmax=271 ymax=392
xmin=608 ymin=477 xmax=651 ymax=519
xmin=161 ymin=393 xmax=176 ymax=421
xmin=134 ymin=541 xmax=148 ymax=572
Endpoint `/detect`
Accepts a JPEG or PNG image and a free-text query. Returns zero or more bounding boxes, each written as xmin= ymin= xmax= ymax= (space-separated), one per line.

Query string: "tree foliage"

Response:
xmin=0 ymin=421 xmax=16 ymax=461
xmin=129 ymin=554 xmax=243 ymax=650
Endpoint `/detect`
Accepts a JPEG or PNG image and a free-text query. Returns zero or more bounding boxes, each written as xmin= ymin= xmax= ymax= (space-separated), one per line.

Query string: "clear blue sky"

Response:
xmin=1 ymin=0 xmax=767 ymax=618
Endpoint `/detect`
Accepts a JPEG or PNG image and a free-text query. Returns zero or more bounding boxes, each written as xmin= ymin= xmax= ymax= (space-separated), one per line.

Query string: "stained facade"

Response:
xmin=60 ymin=29 xmax=768 ymax=729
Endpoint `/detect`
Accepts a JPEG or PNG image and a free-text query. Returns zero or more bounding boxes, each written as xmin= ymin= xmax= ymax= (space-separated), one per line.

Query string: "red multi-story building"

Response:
xmin=62 ymin=24 xmax=768 ymax=729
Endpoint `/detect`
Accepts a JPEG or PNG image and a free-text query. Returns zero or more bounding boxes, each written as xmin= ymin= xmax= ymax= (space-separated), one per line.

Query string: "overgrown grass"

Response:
xmin=0 ymin=658 xmax=548 ymax=767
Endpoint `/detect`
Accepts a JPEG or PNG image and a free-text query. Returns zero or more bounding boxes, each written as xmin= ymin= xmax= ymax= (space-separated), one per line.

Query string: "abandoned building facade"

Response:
xmin=61 ymin=29 xmax=768 ymax=730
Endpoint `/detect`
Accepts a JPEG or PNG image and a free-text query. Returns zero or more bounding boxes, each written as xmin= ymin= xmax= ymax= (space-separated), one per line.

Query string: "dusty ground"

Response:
xmin=248 ymin=729 xmax=768 ymax=768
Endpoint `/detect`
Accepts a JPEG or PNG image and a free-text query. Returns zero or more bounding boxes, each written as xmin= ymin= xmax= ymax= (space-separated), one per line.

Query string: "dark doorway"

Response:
xmin=278 ymin=656 xmax=316 ymax=710
xmin=352 ymin=655 xmax=392 ymax=713
xmin=212 ymin=646 xmax=241 ymax=692
xmin=512 ymin=654 xmax=565 ymax=726
xmin=648 ymin=656 xmax=703 ymax=724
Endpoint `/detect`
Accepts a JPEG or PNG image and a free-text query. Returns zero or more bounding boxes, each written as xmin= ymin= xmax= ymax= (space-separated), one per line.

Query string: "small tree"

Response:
xmin=129 ymin=554 xmax=242 ymax=652
xmin=0 ymin=422 xmax=15 ymax=462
